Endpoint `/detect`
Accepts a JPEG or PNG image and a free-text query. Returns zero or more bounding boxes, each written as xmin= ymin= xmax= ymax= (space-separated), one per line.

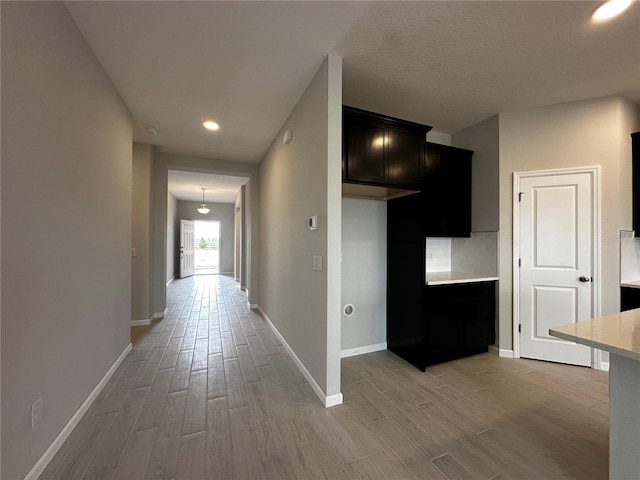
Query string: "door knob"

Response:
xmin=579 ymin=276 xmax=591 ymax=282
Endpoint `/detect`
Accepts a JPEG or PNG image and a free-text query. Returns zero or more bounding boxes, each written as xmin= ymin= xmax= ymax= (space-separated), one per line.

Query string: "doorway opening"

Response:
xmin=194 ymin=220 xmax=221 ymax=275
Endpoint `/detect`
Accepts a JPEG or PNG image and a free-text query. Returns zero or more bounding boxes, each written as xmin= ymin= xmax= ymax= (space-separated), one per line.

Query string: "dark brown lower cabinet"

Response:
xmin=621 ymin=286 xmax=640 ymax=311
xmin=387 ymin=280 xmax=496 ymax=372
xmin=425 ymin=282 xmax=496 ymax=367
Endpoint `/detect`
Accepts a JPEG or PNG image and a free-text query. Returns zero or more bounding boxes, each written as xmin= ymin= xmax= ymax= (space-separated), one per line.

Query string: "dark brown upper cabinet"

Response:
xmin=632 ymin=132 xmax=640 ymax=236
xmin=343 ymin=106 xmax=432 ymax=190
xmin=424 ymin=142 xmax=473 ymax=237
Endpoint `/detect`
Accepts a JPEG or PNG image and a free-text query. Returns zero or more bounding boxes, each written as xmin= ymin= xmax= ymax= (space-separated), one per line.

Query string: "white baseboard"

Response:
xmin=341 ymin=342 xmax=387 ymax=358
xmin=325 ymin=393 xmax=344 ymax=408
xmin=153 ymin=308 xmax=167 ymax=319
xmin=598 ymin=362 xmax=610 ymax=372
xmin=489 ymin=345 xmax=514 ymax=358
xmin=166 ymin=276 xmax=176 ymax=287
xmin=130 ymin=316 xmax=152 ymax=327
xmin=241 ymin=286 xmax=247 ymax=292
xmin=24 ymin=342 xmax=133 ymax=480
xmin=256 ymin=305 xmax=343 ymax=408
xmin=249 ymin=303 xmax=258 ymax=310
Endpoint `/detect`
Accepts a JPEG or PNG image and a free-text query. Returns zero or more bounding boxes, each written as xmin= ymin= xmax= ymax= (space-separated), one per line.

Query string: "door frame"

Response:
xmin=193 ymin=219 xmax=222 ymax=274
xmin=512 ymin=166 xmax=603 ymax=369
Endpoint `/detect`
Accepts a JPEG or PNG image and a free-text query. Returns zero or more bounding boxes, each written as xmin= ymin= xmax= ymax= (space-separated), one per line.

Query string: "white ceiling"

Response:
xmin=67 ymin=1 xmax=640 ymax=166
xmin=65 ymin=1 xmax=366 ymax=163
xmin=167 ymin=170 xmax=248 ymax=203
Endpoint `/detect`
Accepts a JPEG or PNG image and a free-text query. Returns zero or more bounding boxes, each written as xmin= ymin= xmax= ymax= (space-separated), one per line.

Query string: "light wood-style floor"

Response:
xmin=40 ymin=274 xmax=610 ymax=480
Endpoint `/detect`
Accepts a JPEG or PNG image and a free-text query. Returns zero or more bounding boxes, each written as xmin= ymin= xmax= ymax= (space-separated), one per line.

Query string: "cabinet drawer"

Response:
xmin=621 ymin=286 xmax=640 ymax=312
xmin=426 ymin=281 xmax=495 ymax=303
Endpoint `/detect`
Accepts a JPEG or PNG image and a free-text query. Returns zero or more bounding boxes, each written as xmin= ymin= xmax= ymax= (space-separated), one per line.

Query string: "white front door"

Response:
xmin=517 ymin=170 xmax=596 ymax=366
xmin=180 ymin=219 xmax=194 ymax=278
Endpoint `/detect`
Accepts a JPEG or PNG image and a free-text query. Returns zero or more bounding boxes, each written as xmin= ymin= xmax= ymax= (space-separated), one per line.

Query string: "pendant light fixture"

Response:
xmin=197 ymin=187 xmax=210 ymax=214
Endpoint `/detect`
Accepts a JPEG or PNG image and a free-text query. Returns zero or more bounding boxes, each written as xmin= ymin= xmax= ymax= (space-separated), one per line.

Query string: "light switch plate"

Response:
xmin=312 ymin=255 xmax=323 ymax=271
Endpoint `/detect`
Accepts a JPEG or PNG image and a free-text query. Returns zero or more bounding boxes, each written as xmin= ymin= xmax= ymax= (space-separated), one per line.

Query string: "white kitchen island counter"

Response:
xmin=550 ymin=309 xmax=640 ymax=480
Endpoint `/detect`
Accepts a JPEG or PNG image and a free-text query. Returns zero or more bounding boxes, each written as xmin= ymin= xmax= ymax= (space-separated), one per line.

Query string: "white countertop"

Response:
xmin=426 ymin=271 xmax=498 ymax=286
xmin=621 ymin=280 xmax=640 ymax=289
xmin=549 ymin=309 xmax=640 ymax=361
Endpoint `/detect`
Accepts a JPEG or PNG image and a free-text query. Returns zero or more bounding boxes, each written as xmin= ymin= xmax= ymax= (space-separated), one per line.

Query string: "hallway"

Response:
xmin=40 ymin=275 xmax=609 ymax=480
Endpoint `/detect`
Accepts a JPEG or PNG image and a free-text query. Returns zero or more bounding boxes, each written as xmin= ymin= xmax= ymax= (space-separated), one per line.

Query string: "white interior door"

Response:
xmin=518 ymin=171 xmax=594 ymax=366
xmin=180 ymin=219 xmax=194 ymax=278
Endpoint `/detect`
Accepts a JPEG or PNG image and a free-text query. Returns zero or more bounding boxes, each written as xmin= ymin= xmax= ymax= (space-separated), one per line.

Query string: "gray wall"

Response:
xmin=176 ymin=201 xmax=235 ymax=274
xmin=132 ymin=143 xmax=153 ymax=321
xmin=259 ymin=54 xmax=343 ymax=397
xmin=166 ymin=192 xmax=178 ymax=282
xmin=453 ymin=114 xmax=500 ymax=232
xmin=152 ymin=154 xmax=259 ymax=313
xmin=1 ymin=3 xmax=132 ymax=478
xmin=341 ymin=198 xmax=387 ymax=351
xmin=497 ymin=96 xmax=640 ymax=351
xmin=234 ymin=189 xmax=243 ymax=282
xmin=450 ymin=97 xmax=640 ymax=353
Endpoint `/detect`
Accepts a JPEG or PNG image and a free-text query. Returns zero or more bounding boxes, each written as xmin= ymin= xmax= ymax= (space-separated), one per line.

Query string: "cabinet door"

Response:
xmin=441 ymin=149 xmax=472 ymax=236
xmin=426 ymin=300 xmax=461 ymax=359
xmin=387 ymin=126 xmax=424 ymax=189
xmin=462 ymin=296 xmax=495 ymax=351
xmin=426 ymin=282 xmax=495 ymax=365
xmin=344 ymin=115 xmax=386 ymax=185
xmin=424 ymin=144 xmax=472 ymax=237
xmin=621 ymin=287 xmax=640 ymax=312
xmin=423 ymin=146 xmax=444 ymax=235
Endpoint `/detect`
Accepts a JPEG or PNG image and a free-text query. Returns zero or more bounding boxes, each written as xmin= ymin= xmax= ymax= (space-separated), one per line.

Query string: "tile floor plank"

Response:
xmin=221 ymin=330 xmax=238 ymax=359
xmin=246 ymin=334 xmax=270 ymax=367
xmin=191 ymin=338 xmax=208 ymax=371
xmin=43 ymin=275 xmax=610 ymax=480
xmin=237 ymin=344 xmax=260 ymax=384
xmin=135 ymin=368 xmax=173 ymax=432
xmin=224 ymin=357 xmax=248 ymax=409
xmin=175 ymin=432 xmax=206 ymax=480
xmin=182 ymin=369 xmax=207 ymax=436
xmin=96 ymin=361 xmax=144 ymax=416
xmin=144 ymin=391 xmax=187 ymax=480
xmin=83 ymin=387 xmax=149 ymax=480
xmin=205 ymin=397 xmax=235 ymax=479
xmin=51 ymin=412 xmax=117 ymax=480
xmin=158 ymin=337 xmax=181 ymax=370
xmin=207 ymin=353 xmax=226 ymax=399
xmin=228 ymin=406 xmax=265 ymax=479
xmin=112 ymin=427 xmax=158 ymax=480
xmin=169 ymin=349 xmax=194 ymax=393
xmin=208 ymin=329 xmax=222 ymax=354
xmin=134 ymin=348 xmax=165 ymax=388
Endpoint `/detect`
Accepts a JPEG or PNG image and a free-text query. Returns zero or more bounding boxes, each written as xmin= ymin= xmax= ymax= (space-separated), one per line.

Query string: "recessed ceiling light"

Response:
xmin=203 ymin=120 xmax=219 ymax=131
xmin=592 ymin=0 xmax=631 ymax=21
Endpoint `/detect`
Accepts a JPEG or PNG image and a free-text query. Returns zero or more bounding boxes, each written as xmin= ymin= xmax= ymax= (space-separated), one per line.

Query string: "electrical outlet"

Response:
xmin=32 ymin=398 xmax=43 ymax=428
xmin=131 ymin=248 xmax=136 ymax=257
xmin=312 ymin=255 xmax=323 ymax=271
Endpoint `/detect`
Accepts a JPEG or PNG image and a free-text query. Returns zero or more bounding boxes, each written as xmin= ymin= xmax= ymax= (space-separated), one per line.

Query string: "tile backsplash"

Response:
xmin=425 ymin=237 xmax=451 ymax=272
xmin=426 ymin=232 xmax=498 ymax=276
xmin=451 ymin=232 xmax=498 ymax=276
xmin=620 ymin=230 xmax=640 ymax=283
